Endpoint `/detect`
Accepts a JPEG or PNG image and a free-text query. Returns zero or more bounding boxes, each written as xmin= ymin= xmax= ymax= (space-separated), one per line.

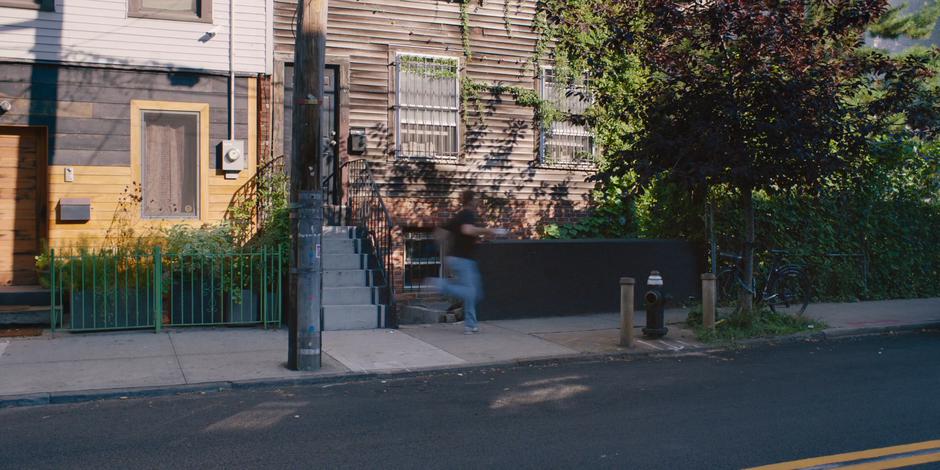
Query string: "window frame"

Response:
xmin=127 ymin=0 xmax=212 ymax=23
xmin=402 ymin=229 xmax=443 ymax=291
xmin=538 ymin=67 xmax=597 ymax=168
xmin=0 ymin=0 xmax=54 ymax=12
xmin=394 ymin=53 xmax=461 ymax=161
xmin=130 ymin=100 xmax=210 ymax=223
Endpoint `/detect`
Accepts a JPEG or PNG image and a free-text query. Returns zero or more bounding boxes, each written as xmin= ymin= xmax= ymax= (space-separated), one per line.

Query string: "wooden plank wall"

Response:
xmin=273 ymin=0 xmax=595 ymax=232
xmin=0 ymin=66 xmax=260 ymax=250
xmin=0 ymin=0 xmax=269 ymax=74
xmin=0 ymin=63 xmax=251 ymax=167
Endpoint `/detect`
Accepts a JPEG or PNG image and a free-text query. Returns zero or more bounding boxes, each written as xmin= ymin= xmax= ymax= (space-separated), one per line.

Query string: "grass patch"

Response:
xmin=686 ymin=303 xmax=827 ymax=346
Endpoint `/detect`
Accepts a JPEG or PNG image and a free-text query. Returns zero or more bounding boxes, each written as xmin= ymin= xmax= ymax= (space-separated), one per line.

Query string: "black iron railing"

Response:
xmin=323 ymin=159 xmax=397 ymax=327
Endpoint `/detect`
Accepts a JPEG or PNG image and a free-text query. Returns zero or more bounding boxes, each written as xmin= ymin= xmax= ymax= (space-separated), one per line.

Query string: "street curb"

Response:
xmin=821 ymin=321 xmax=940 ymax=339
xmin=0 ymin=350 xmax=703 ymax=410
xmin=2 ymin=322 xmax=938 ymax=410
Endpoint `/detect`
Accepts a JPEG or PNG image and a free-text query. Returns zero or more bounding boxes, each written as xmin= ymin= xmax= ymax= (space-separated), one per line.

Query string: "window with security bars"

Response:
xmin=396 ymin=55 xmax=460 ymax=159
xmin=540 ymin=68 xmax=596 ymax=166
xmin=403 ymin=230 xmax=442 ymax=290
xmin=141 ymin=111 xmax=199 ymax=218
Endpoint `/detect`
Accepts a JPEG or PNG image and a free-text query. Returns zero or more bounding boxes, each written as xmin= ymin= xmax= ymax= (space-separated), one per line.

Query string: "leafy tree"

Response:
xmin=545 ymin=0 xmax=940 ymax=314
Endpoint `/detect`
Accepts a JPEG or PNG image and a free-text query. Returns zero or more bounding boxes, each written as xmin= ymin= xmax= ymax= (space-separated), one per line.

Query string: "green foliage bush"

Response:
xmin=545 ymin=137 xmax=940 ymax=301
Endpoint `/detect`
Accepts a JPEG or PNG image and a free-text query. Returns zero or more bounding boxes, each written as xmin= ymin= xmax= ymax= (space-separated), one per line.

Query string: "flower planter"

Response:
xmin=170 ymin=275 xmax=224 ymax=325
xmin=224 ymin=289 xmax=260 ymax=323
xmin=69 ymin=289 xmax=154 ymax=330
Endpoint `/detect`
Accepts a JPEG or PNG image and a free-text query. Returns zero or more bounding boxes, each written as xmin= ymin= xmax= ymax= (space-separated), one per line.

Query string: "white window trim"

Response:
xmin=539 ymin=66 xmax=598 ymax=169
xmin=395 ymin=52 xmax=461 ymax=160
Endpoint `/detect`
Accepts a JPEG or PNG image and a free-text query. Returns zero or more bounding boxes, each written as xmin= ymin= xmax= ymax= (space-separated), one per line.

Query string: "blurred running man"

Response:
xmin=430 ymin=190 xmax=507 ymax=335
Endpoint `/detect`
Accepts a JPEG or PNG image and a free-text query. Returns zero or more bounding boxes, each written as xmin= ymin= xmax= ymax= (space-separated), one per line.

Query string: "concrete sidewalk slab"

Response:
xmin=323 ymin=329 xmax=466 ymax=372
xmin=490 ymin=309 xmax=689 ymax=335
xmin=400 ymin=323 xmax=578 ymax=363
xmin=168 ymin=328 xmax=286 ymax=355
xmin=0 ymin=332 xmax=173 ymax=365
xmin=811 ymin=298 xmax=940 ymax=329
xmin=0 ymin=356 xmax=184 ymax=396
xmin=531 ymin=328 xmax=702 ymax=354
xmin=178 ymin=350 xmax=348 ymax=384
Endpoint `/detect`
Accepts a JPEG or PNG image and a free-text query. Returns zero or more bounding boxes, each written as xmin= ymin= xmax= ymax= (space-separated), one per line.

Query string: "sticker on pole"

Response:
xmin=316 ymin=243 xmax=321 ymax=259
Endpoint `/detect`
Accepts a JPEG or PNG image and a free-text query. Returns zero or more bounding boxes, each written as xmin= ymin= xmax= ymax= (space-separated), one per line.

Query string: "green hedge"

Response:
xmin=543 ymin=142 xmax=940 ymax=302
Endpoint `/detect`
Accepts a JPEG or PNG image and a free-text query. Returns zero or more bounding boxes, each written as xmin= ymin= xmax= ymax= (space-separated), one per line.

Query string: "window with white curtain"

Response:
xmin=141 ymin=111 xmax=200 ymax=218
xmin=396 ymin=55 xmax=460 ymax=159
xmin=128 ymin=0 xmax=211 ymax=22
xmin=540 ymin=68 xmax=596 ymax=166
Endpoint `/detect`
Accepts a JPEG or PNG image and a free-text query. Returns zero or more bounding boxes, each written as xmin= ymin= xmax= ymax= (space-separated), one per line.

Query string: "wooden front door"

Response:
xmin=0 ymin=127 xmax=46 ymax=286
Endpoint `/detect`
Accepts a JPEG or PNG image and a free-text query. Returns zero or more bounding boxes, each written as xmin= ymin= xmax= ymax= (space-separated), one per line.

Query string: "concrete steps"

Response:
xmin=0 ymin=286 xmax=49 ymax=306
xmin=0 ymin=287 xmax=51 ymax=326
xmin=322 ymin=305 xmax=386 ymax=331
xmin=0 ymin=306 xmax=51 ymax=325
xmin=322 ymin=226 xmax=387 ymax=330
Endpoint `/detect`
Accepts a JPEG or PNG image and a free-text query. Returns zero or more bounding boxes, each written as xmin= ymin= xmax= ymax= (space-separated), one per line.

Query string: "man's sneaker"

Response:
xmin=471 ymin=327 xmax=480 ymax=333
xmin=464 ymin=328 xmax=474 ymax=335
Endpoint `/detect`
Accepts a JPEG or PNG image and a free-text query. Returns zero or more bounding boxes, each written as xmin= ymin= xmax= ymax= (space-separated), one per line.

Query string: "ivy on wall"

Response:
xmin=459 ymin=77 xmax=564 ymax=130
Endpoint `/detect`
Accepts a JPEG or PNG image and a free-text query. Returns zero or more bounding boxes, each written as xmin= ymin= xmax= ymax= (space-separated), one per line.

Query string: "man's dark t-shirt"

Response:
xmin=445 ymin=209 xmax=478 ymax=259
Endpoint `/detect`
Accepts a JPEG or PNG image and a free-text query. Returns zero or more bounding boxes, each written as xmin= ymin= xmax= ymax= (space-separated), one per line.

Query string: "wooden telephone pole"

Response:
xmin=288 ymin=0 xmax=328 ymax=371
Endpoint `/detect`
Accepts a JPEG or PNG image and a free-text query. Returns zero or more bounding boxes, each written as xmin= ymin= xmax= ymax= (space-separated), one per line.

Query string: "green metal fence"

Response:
xmin=49 ymin=245 xmax=285 ymax=332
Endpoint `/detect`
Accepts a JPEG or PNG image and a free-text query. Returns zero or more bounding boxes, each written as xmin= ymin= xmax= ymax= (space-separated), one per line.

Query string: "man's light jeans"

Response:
xmin=433 ymin=256 xmax=482 ymax=329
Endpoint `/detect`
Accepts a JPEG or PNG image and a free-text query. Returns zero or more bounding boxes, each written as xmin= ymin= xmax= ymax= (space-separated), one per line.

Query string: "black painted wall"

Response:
xmin=0 ymin=62 xmax=250 ymax=167
xmin=475 ymin=239 xmax=701 ymax=320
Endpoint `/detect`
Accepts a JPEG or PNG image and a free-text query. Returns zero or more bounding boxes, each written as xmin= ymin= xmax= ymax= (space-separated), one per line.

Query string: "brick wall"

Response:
xmin=386 ymin=194 xmax=592 ymax=301
xmin=257 ymin=74 xmax=273 ymax=164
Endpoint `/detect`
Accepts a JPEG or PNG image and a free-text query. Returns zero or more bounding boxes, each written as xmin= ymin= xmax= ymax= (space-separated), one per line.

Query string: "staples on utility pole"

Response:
xmin=288 ymin=0 xmax=328 ymax=371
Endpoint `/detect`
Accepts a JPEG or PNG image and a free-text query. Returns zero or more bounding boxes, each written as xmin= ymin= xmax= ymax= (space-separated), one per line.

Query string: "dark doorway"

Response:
xmin=283 ymin=64 xmax=340 ymax=190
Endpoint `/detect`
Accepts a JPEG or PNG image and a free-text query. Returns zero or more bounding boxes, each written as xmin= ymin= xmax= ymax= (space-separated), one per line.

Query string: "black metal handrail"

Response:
xmin=323 ymin=159 xmax=397 ymax=327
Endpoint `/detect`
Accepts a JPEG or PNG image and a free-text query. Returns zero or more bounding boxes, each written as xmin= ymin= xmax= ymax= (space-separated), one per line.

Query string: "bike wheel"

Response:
xmin=714 ymin=268 xmax=743 ymax=322
xmin=766 ymin=265 xmax=811 ymax=316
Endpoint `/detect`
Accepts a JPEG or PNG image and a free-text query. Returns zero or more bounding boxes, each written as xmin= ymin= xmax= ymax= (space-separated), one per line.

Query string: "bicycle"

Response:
xmin=715 ymin=248 xmax=812 ymax=317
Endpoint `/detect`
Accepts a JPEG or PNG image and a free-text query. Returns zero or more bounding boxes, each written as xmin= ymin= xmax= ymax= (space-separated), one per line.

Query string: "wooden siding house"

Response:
xmin=0 ymin=0 xmax=273 ymax=285
xmin=269 ymin=0 xmax=597 ymax=299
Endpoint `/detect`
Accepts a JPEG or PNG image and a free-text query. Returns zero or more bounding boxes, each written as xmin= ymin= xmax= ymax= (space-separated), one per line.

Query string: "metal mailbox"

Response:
xmin=59 ymin=198 xmax=91 ymax=222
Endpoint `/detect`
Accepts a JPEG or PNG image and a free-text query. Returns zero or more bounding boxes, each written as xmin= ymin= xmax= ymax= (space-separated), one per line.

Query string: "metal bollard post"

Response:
xmin=701 ymin=273 xmax=716 ymax=329
xmin=619 ymin=277 xmax=635 ymax=347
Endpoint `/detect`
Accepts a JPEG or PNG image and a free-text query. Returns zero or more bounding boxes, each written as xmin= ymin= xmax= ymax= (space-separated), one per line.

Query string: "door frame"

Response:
xmin=271 ymin=54 xmax=350 ymax=171
xmin=0 ymin=125 xmax=48 ymax=285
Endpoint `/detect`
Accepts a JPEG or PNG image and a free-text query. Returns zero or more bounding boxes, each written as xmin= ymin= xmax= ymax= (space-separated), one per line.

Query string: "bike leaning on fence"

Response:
xmin=716 ymin=249 xmax=812 ymax=317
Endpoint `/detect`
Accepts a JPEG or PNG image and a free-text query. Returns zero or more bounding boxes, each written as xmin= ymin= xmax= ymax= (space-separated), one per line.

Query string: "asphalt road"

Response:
xmin=2 ymin=331 xmax=940 ymax=469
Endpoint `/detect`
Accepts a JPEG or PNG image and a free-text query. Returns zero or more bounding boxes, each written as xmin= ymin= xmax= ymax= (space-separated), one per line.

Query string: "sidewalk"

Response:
xmin=1 ymin=298 xmax=938 ymax=406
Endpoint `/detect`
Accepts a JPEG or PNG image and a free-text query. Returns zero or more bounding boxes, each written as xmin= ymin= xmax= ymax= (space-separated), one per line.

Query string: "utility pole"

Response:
xmin=288 ymin=0 xmax=328 ymax=371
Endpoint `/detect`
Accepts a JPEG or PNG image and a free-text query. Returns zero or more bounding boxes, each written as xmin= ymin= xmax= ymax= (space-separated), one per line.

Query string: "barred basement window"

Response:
xmin=403 ymin=229 xmax=442 ymax=290
xmin=396 ymin=55 xmax=460 ymax=159
xmin=141 ymin=111 xmax=200 ymax=218
xmin=540 ymin=68 xmax=596 ymax=166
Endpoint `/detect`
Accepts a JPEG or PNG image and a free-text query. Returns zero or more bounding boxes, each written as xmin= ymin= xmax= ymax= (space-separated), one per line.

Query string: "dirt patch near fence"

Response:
xmin=0 ymin=326 xmax=44 ymax=337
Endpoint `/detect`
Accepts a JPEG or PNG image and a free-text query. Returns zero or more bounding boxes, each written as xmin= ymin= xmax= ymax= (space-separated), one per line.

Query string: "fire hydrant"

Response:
xmin=643 ymin=271 xmax=669 ymax=338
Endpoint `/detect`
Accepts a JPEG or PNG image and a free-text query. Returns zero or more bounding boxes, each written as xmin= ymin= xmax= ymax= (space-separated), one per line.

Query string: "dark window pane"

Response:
xmin=0 ymin=0 xmax=49 ymax=11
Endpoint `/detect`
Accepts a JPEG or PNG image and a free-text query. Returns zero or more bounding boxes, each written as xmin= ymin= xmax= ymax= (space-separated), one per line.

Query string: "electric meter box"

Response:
xmin=220 ymin=140 xmax=247 ymax=176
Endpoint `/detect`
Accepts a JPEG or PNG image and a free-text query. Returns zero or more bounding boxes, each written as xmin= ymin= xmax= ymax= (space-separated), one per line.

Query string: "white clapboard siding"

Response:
xmin=0 ymin=0 xmax=271 ymax=74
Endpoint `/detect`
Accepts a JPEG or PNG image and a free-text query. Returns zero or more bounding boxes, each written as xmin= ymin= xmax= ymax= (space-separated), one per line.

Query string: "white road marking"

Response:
xmin=674 ymin=340 xmax=693 ymax=347
xmin=0 ymin=341 xmax=8 ymax=358
xmin=662 ymin=340 xmax=685 ymax=351
xmin=636 ymin=340 xmax=662 ymax=350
